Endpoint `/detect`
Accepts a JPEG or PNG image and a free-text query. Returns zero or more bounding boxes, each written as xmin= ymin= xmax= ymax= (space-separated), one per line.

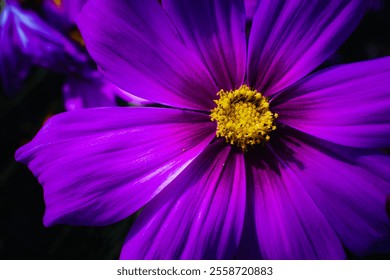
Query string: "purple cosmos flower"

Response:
xmin=16 ymin=0 xmax=390 ymax=259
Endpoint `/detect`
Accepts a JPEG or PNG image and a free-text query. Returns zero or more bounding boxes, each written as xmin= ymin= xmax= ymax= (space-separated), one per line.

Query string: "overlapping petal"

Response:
xmin=63 ymin=70 xmax=151 ymax=110
xmin=0 ymin=4 xmax=87 ymax=80
xmin=273 ymin=57 xmax=390 ymax=148
xmin=248 ymin=0 xmax=368 ymax=95
xmin=77 ymin=0 xmax=218 ymax=111
xmin=120 ymin=141 xmax=246 ymax=259
xmin=267 ymin=131 xmax=390 ymax=256
xmin=163 ymin=0 xmax=246 ymax=90
xmin=245 ymin=138 xmax=345 ymax=259
xmin=16 ymin=108 xmax=215 ymax=226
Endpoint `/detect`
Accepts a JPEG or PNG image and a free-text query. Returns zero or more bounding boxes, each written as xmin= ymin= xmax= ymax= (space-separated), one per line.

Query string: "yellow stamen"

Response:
xmin=210 ymin=85 xmax=278 ymax=151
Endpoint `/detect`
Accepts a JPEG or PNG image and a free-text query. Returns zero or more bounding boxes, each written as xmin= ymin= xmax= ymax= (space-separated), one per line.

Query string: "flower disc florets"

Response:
xmin=210 ymin=85 xmax=278 ymax=151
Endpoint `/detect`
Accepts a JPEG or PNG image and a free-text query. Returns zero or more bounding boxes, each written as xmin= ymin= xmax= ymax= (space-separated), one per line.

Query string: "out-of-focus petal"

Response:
xmin=273 ymin=57 xmax=390 ymax=148
xmin=1 ymin=4 xmax=87 ymax=77
xmin=247 ymin=0 xmax=368 ymax=96
xmin=120 ymin=141 xmax=246 ymax=259
xmin=63 ymin=72 xmax=117 ymax=110
xmin=16 ymin=108 xmax=215 ymax=226
xmin=78 ymin=0 xmax=218 ymax=111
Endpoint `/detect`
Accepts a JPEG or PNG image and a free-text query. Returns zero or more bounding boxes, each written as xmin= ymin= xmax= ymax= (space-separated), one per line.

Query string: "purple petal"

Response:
xmin=270 ymin=130 xmax=390 ymax=256
xmin=245 ymin=140 xmax=345 ymax=259
xmin=273 ymin=57 xmax=390 ymax=148
xmin=41 ymin=0 xmax=87 ymax=31
xmin=120 ymin=141 xmax=246 ymax=259
xmin=77 ymin=0 xmax=218 ymax=111
xmin=163 ymin=0 xmax=246 ymax=90
xmin=247 ymin=0 xmax=368 ymax=95
xmin=15 ymin=108 xmax=215 ymax=226
xmin=244 ymin=0 xmax=258 ymax=20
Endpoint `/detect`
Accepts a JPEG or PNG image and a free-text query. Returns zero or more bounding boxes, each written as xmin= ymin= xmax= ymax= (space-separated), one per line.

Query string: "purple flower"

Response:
xmin=16 ymin=0 xmax=390 ymax=259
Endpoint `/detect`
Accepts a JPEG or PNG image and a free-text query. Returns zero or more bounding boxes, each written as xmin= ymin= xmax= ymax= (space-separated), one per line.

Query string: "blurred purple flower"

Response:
xmin=16 ymin=0 xmax=390 ymax=259
xmin=0 ymin=0 xmax=145 ymax=107
xmin=0 ymin=0 xmax=87 ymax=95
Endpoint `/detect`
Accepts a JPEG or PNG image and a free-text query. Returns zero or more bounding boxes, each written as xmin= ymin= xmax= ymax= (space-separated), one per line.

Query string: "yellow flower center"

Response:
xmin=210 ymin=85 xmax=278 ymax=151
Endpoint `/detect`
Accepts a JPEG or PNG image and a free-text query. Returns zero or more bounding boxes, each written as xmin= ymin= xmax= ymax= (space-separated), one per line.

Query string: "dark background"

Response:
xmin=0 ymin=2 xmax=390 ymax=259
